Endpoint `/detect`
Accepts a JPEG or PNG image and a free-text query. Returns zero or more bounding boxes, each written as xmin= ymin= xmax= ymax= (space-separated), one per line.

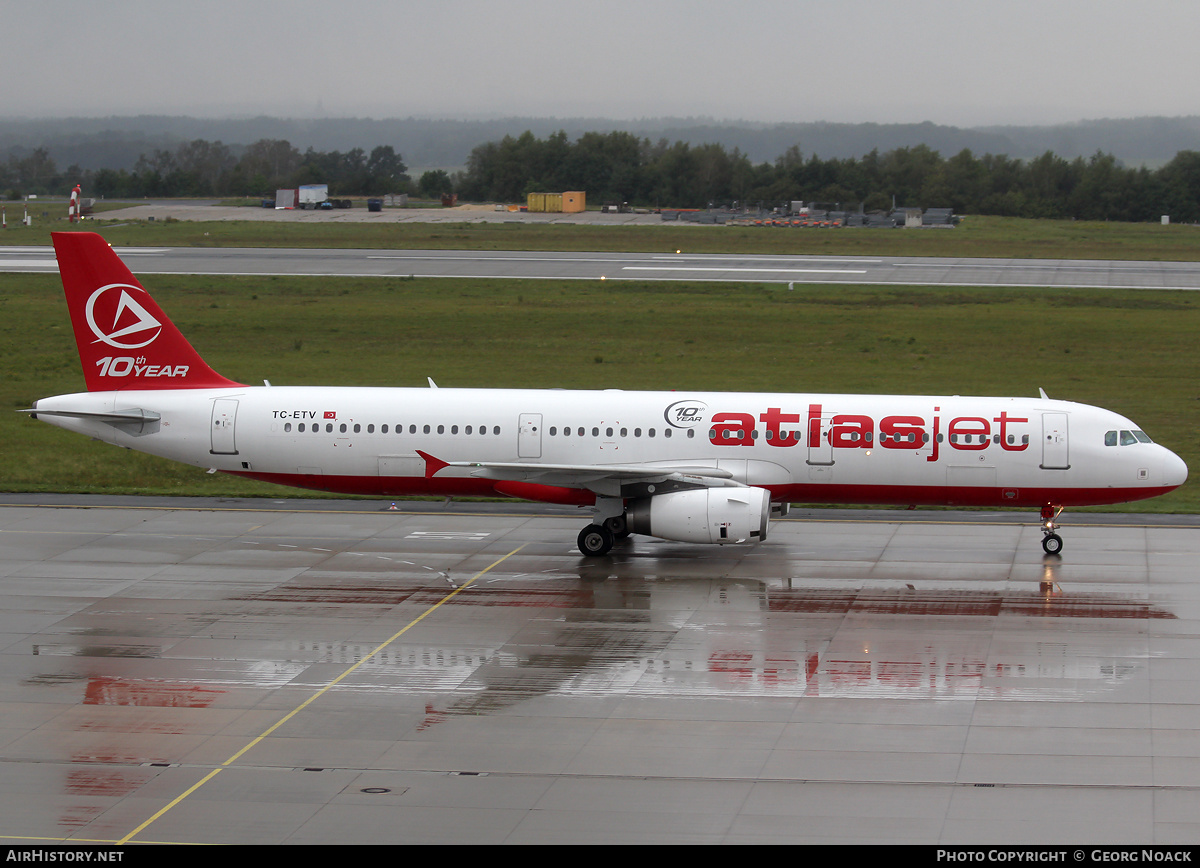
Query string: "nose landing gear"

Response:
xmin=1041 ymin=504 xmax=1064 ymax=555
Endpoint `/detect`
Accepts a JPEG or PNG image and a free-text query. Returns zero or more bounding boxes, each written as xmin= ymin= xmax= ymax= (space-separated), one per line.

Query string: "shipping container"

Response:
xmin=527 ymin=191 xmax=586 ymax=213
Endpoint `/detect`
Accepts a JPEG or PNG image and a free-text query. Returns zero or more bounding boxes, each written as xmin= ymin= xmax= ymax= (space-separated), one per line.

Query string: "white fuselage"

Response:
xmin=33 ymin=385 xmax=1188 ymax=509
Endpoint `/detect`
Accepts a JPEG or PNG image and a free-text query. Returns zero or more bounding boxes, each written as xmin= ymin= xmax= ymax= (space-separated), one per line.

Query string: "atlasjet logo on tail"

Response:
xmin=86 ymin=284 xmax=163 ymax=349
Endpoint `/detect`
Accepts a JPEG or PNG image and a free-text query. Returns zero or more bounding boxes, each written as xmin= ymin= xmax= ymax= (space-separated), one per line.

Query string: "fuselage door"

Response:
xmin=518 ymin=413 xmax=543 ymax=459
xmin=805 ymin=413 xmax=835 ymax=482
xmin=1040 ymin=412 xmax=1070 ymax=470
xmin=806 ymin=414 xmax=835 ymax=466
xmin=210 ymin=398 xmax=239 ymax=455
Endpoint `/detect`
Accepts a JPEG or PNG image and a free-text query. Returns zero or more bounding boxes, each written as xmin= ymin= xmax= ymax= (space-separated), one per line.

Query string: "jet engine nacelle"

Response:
xmin=626 ymin=486 xmax=771 ymax=545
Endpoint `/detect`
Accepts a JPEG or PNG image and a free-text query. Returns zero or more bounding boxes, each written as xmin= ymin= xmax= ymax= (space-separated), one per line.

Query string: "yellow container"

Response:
xmin=527 ymin=191 xmax=584 ymax=213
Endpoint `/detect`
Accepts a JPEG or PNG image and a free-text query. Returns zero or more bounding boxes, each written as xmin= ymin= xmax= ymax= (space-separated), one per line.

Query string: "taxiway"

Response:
xmin=1 ymin=497 xmax=1197 ymax=844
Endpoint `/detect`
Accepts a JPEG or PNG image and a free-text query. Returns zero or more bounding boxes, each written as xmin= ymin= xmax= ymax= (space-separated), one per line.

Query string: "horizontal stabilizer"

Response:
xmin=21 ymin=407 xmax=161 ymax=424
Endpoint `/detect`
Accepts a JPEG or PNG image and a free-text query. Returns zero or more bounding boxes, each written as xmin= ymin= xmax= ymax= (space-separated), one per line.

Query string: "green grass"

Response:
xmin=2 ymin=272 xmax=1197 ymax=511
xmin=5 ymin=212 xmax=1200 ymax=261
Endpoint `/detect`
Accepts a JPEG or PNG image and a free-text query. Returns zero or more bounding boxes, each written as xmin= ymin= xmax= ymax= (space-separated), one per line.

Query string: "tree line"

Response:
xmin=458 ymin=130 xmax=1200 ymax=222
xmin=1 ymin=140 xmax=413 ymax=200
xmin=5 ymin=130 xmax=1200 ymax=223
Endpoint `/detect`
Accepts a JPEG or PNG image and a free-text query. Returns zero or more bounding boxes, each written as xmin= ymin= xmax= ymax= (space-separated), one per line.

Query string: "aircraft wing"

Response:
xmin=417 ymin=450 xmax=738 ymax=496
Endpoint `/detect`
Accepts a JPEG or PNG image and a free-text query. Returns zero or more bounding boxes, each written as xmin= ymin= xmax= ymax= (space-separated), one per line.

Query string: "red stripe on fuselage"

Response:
xmin=229 ymin=471 xmax=1178 ymax=509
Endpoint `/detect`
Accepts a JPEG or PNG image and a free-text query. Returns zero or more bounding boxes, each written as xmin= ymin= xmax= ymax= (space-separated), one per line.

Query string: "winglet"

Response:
xmin=416 ymin=450 xmax=450 ymax=478
xmin=52 ymin=231 xmax=242 ymax=392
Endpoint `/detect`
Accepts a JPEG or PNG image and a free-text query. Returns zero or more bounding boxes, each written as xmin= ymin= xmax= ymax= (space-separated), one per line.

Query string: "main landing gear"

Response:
xmin=1040 ymin=504 xmax=1064 ymax=555
xmin=578 ymin=524 xmax=614 ymax=557
xmin=578 ymin=510 xmax=628 ymax=557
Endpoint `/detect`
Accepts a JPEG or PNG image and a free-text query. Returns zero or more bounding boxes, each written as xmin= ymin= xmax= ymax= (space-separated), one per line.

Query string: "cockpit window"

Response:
xmin=1110 ymin=429 xmax=1153 ymax=446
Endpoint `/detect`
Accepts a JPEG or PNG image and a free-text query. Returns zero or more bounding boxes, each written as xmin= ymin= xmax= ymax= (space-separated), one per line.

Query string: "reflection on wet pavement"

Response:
xmin=3 ymin=503 xmax=1197 ymax=844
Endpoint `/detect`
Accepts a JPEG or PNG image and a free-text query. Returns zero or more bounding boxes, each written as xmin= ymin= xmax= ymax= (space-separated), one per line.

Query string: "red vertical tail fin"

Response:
xmin=52 ymin=232 xmax=242 ymax=391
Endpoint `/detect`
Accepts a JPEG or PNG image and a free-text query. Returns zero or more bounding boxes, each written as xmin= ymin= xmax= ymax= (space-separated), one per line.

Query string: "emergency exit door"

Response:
xmin=518 ymin=413 xmax=542 ymax=459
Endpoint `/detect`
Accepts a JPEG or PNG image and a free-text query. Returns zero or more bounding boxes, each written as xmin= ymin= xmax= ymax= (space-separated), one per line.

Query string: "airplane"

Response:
xmin=26 ymin=231 xmax=1188 ymax=557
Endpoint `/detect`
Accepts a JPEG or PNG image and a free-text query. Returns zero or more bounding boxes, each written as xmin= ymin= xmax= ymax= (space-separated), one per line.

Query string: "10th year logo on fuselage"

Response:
xmin=664 ymin=400 xmax=708 ymax=428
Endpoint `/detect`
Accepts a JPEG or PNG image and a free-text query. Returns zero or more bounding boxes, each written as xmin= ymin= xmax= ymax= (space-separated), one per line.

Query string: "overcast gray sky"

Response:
xmin=7 ymin=1 xmax=1199 ymax=126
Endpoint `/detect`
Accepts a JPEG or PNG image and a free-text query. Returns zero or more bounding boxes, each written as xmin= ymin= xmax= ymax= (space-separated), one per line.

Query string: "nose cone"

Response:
xmin=1163 ymin=448 xmax=1189 ymax=489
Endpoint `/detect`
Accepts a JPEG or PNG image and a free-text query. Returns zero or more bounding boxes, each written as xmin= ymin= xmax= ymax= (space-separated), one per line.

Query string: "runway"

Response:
xmin=3 ymin=244 xmax=1200 ymax=289
xmin=1 ymin=496 xmax=1198 ymax=845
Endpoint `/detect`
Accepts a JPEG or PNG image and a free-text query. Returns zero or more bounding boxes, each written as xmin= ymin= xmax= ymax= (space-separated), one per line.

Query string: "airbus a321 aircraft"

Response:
xmin=28 ymin=232 xmax=1188 ymax=556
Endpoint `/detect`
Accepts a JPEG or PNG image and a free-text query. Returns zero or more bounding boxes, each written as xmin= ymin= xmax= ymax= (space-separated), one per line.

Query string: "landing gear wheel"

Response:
xmin=578 ymin=524 xmax=614 ymax=557
xmin=1042 ymin=532 xmax=1063 ymax=555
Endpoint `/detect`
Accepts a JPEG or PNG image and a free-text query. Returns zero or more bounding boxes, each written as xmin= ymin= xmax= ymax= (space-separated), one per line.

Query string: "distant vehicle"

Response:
xmin=298 ymin=184 xmax=329 ymax=210
xmin=26 ymin=233 xmax=1190 ymax=558
xmin=275 ymin=186 xmax=339 ymax=210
